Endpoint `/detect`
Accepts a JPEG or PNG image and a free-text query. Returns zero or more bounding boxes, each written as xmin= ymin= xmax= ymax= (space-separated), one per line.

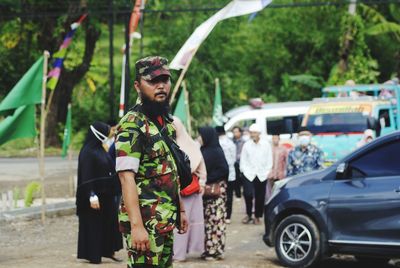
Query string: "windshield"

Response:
xmin=306 ymin=112 xmax=369 ymax=133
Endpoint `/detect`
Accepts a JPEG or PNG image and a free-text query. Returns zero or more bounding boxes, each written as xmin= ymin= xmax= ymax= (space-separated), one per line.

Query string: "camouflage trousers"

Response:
xmin=124 ymin=231 xmax=173 ymax=268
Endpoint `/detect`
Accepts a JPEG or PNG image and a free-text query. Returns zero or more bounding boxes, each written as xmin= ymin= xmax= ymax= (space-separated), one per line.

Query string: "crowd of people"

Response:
xmin=75 ymin=55 xmax=374 ymax=267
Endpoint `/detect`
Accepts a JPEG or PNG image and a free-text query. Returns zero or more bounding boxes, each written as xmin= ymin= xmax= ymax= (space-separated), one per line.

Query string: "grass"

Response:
xmin=0 ymin=138 xmax=67 ymax=158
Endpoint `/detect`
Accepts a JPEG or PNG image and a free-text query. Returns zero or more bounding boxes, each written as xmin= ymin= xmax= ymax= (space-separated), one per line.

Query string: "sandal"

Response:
xmin=242 ymin=216 xmax=254 ymax=224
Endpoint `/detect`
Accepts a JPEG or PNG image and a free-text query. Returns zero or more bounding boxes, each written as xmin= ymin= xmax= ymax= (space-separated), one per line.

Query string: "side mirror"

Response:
xmin=336 ymin=163 xmax=348 ymax=179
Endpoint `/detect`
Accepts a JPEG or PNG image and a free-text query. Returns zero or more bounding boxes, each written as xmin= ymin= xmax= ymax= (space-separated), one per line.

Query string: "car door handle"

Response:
xmin=395 ymin=187 xmax=400 ymax=193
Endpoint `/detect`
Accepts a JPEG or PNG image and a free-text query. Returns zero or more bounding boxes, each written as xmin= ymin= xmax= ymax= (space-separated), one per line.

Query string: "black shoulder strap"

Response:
xmin=156 ymin=121 xmax=177 ymax=156
xmin=130 ymin=104 xmax=178 ymax=162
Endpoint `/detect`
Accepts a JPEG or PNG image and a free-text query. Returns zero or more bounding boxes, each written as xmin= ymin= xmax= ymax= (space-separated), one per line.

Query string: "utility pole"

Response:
xmin=139 ymin=0 xmax=145 ymax=57
xmin=124 ymin=13 xmax=131 ymax=113
xmin=108 ymin=0 xmax=115 ymax=122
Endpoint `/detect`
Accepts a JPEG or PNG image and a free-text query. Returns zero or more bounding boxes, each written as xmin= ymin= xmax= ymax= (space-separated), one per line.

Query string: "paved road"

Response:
xmin=0 ymin=157 xmax=77 ymax=198
xmin=0 ymin=157 xmax=77 ymax=182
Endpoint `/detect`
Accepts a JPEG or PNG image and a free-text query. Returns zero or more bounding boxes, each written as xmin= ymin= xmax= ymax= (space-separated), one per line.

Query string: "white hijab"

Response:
xmin=172 ymin=117 xmax=202 ymax=173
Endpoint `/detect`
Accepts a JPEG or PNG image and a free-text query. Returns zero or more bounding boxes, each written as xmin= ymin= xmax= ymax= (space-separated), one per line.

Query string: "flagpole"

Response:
xmin=65 ymin=103 xmax=74 ymax=197
xmin=68 ymin=145 xmax=74 ymax=197
xmin=182 ymin=80 xmax=192 ymax=136
xmin=40 ymin=51 xmax=50 ymax=224
xmin=169 ymin=46 xmax=200 ymax=105
xmin=45 ymin=88 xmax=55 ymax=114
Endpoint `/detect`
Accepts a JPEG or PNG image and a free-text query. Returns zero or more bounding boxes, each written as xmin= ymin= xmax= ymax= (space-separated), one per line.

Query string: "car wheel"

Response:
xmin=355 ymin=256 xmax=390 ymax=265
xmin=274 ymin=214 xmax=321 ymax=268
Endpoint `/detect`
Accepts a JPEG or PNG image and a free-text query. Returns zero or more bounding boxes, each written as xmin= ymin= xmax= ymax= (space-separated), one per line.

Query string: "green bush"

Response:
xmin=24 ymin=182 xmax=41 ymax=208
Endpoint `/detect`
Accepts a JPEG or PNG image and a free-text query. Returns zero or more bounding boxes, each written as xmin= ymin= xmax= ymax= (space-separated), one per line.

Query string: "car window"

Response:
xmin=350 ymin=140 xmax=400 ymax=178
xmin=266 ymin=116 xmax=301 ymax=135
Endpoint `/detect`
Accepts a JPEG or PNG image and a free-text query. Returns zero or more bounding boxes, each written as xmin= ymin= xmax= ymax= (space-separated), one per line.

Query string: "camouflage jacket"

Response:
xmin=115 ymin=108 xmax=179 ymax=235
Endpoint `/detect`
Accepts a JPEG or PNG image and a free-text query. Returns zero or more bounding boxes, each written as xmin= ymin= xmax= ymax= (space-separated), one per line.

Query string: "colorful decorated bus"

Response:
xmin=302 ymin=83 xmax=400 ymax=162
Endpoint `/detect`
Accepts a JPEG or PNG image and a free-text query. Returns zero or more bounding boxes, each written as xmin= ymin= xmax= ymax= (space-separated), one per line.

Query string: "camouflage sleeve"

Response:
xmin=115 ymin=118 xmax=143 ymax=173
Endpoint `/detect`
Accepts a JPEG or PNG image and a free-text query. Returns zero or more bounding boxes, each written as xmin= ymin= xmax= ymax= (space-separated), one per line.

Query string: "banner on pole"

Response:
xmin=0 ymin=56 xmax=44 ymax=114
xmin=173 ymin=87 xmax=189 ymax=129
xmin=170 ymin=0 xmax=272 ymax=70
xmin=47 ymin=14 xmax=87 ymax=90
xmin=119 ymin=0 xmax=146 ymax=118
xmin=0 ymin=56 xmax=45 ymax=145
xmin=0 ymin=105 xmax=37 ymax=146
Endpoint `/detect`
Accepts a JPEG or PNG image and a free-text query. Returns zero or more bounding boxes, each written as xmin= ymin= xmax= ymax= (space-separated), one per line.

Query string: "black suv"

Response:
xmin=263 ymin=131 xmax=400 ymax=267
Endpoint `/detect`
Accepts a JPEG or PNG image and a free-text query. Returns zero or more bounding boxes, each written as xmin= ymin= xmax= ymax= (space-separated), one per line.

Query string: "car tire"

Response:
xmin=355 ymin=256 xmax=390 ymax=265
xmin=274 ymin=214 xmax=322 ymax=268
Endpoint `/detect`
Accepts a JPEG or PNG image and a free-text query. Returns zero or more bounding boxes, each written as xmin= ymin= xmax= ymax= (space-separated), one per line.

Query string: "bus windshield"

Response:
xmin=306 ymin=112 xmax=369 ymax=133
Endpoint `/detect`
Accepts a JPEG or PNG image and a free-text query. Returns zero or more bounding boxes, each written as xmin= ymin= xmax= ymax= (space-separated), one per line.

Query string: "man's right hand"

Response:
xmin=131 ymin=226 xmax=150 ymax=252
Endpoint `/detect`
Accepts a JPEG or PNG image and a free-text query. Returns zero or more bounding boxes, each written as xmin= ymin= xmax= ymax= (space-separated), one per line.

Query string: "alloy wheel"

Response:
xmin=279 ymin=223 xmax=312 ymax=262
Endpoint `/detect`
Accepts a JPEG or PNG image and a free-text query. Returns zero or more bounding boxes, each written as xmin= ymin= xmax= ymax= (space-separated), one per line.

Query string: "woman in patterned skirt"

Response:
xmin=198 ymin=127 xmax=229 ymax=261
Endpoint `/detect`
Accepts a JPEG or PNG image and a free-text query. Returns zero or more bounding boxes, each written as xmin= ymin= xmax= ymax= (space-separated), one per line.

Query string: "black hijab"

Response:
xmin=76 ymin=122 xmax=119 ymax=214
xmin=83 ymin=121 xmax=110 ymax=149
xmin=199 ymin=127 xmax=228 ymax=184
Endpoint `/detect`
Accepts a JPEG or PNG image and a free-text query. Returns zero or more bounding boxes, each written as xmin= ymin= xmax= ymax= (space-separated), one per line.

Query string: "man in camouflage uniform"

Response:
xmin=116 ymin=56 xmax=188 ymax=268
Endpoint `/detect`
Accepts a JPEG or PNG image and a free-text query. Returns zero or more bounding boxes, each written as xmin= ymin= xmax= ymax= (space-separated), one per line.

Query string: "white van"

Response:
xmin=224 ymin=101 xmax=311 ymax=140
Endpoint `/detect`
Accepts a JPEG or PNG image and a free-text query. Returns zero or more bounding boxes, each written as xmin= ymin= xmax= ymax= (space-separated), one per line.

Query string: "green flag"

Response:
xmin=0 ymin=105 xmax=36 ymax=146
xmin=0 ymin=56 xmax=44 ymax=115
xmin=0 ymin=56 xmax=44 ymax=146
xmin=61 ymin=104 xmax=72 ymax=158
xmin=173 ymin=88 xmax=189 ymax=129
xmin=212 ymin=78 xmax=224 ymax=126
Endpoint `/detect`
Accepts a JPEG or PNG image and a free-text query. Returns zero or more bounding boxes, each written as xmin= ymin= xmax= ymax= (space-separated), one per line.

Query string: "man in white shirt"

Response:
xmin=215 ymin=126 xmax=236 ymax=224
xmin=240 ymin=124 xmax=273 ymax=225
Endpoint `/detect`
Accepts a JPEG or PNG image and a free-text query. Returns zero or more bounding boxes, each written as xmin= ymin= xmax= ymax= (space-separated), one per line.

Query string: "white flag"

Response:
xmin=170 ymin=0 xmax=272 ymax=70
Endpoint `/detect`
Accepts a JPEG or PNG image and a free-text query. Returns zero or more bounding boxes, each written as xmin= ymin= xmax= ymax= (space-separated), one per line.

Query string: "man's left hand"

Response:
xmin=178 ymin=211 xmax=188 ymax=234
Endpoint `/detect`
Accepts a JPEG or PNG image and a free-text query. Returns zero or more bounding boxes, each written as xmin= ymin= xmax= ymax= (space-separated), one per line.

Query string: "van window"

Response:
xmin=266 ymin=116 xmax=301 ymax=135
xmin=230 ymin=119 xmax=255 ymax=131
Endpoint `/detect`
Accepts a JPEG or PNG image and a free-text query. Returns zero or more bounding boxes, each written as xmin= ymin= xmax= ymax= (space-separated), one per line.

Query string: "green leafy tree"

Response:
xmin=329 ymin=11 xmax=379 ymax=85
xmin=2 ymin=0 xmax=399 ymax=148
xmin=360 ymin=4 xmax=400 ymax=78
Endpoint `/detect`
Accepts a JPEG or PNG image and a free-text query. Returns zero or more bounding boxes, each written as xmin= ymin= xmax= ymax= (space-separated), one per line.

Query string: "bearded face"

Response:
xmin=134 ymin=75 xmax=171 ymax=118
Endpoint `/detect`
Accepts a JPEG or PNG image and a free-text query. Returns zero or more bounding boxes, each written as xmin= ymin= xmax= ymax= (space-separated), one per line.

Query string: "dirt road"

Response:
xmin=1 ymin=199 xmax=399 ymax=268
xmin=1 ymin=158 xmax=399 ymax=267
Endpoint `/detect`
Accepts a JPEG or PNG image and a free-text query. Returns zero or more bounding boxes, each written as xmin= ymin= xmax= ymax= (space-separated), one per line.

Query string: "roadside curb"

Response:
xmin=0 ymin=201 xmax=75 ymax=222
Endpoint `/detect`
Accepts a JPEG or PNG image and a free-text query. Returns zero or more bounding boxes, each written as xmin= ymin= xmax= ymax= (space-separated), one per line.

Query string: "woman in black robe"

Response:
xmin=76 ymin=121 xmax=123 ymax=264
xmin=198 ymin=127 xmax=229 ymax=261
